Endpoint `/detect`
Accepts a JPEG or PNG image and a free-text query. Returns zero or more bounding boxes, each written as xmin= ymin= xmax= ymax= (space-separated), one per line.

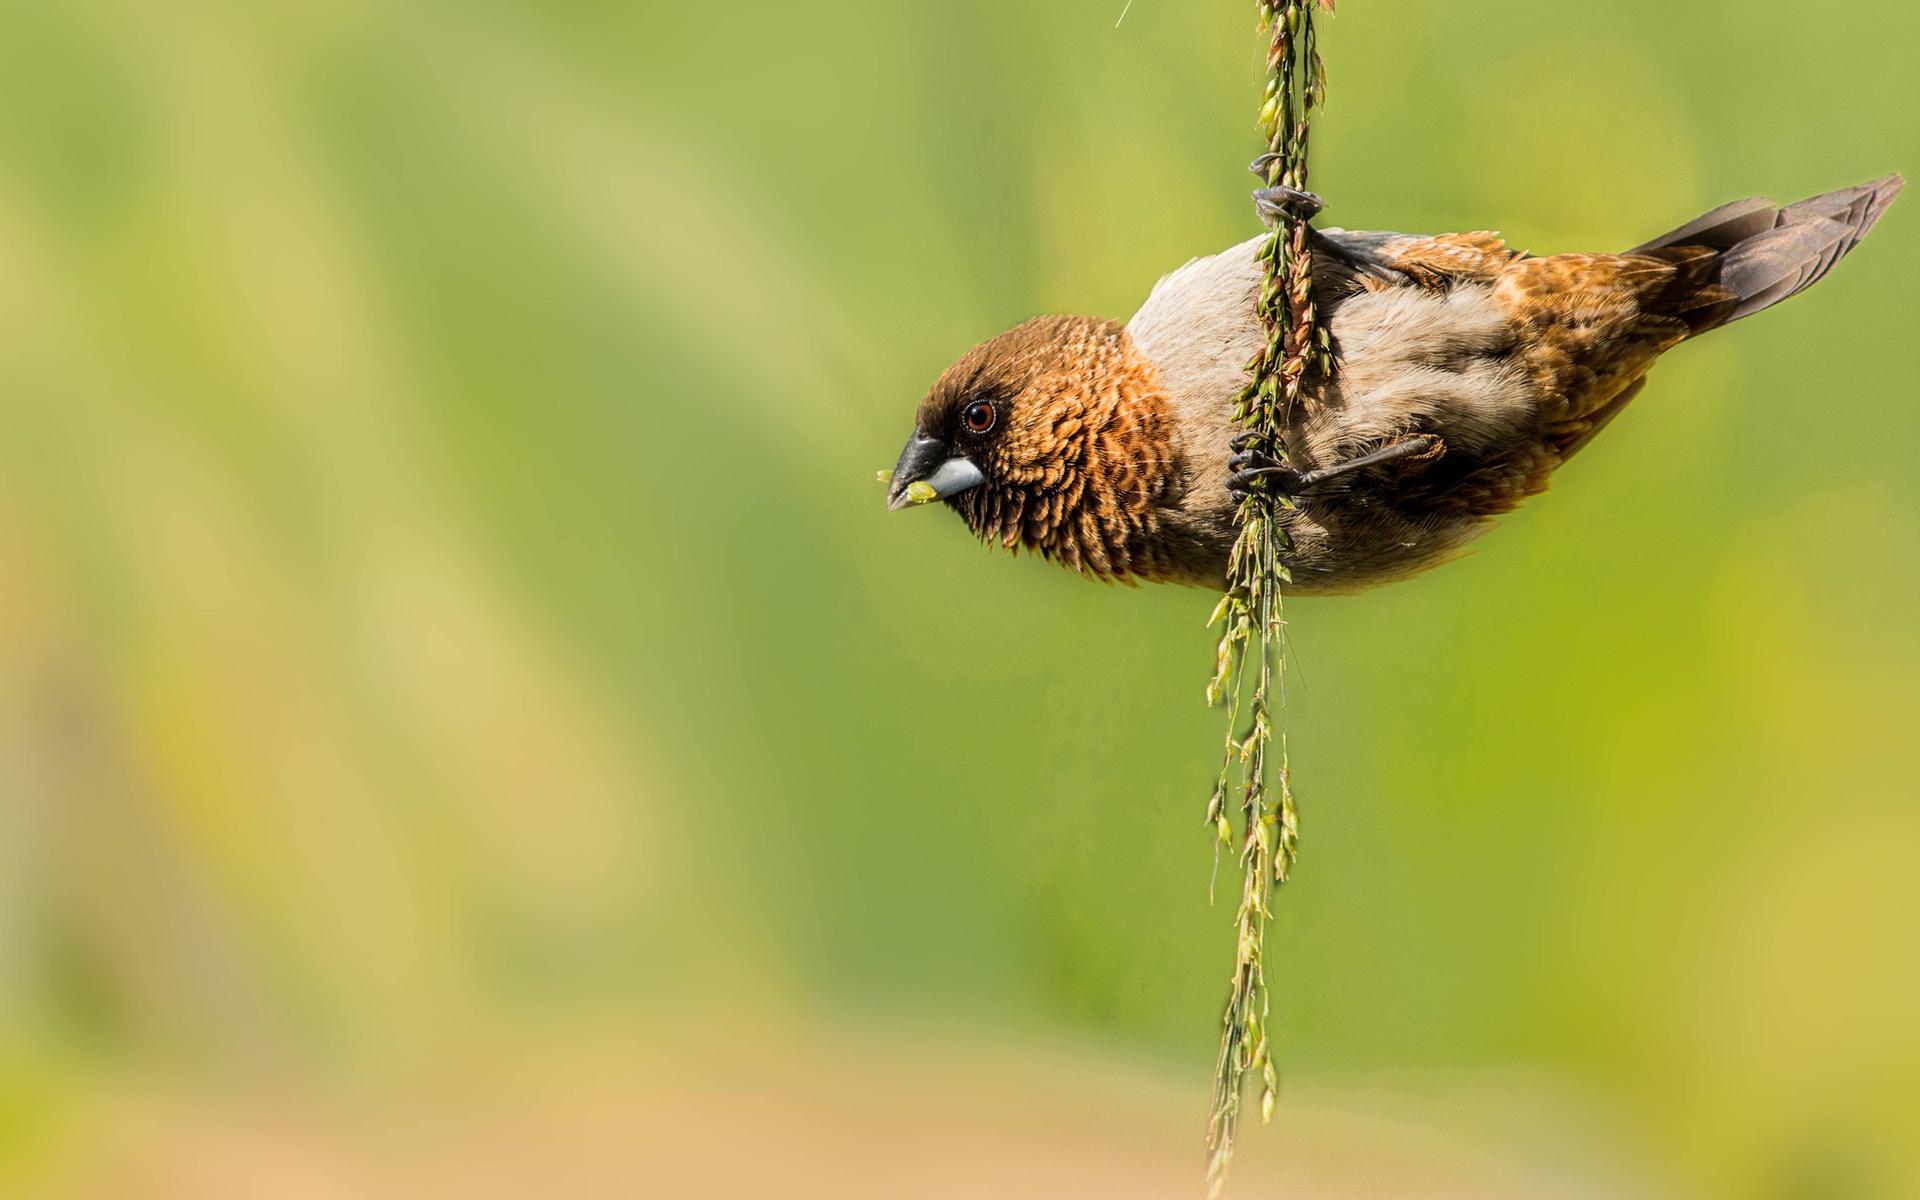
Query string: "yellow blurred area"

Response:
xmin=14 ymin=1025 xmax=1646 ymax=1199
xmin=0 ymin=1 xmax=1915 ymax=1196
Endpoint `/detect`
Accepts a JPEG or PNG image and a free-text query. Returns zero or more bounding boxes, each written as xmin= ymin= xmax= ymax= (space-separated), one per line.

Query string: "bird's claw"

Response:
xmin=1228 ymin=448 xmax=1278 ymax=473
xmin=1227 ymin=466 xmax=1304 ymax=497
xmin=1248 ymin=154 xmax=1327 ymax=212
xmin=1253 ymin=184 xmax=1325 ymax=227
xmin=1229 ymin=429 xmax=1265 ymax=454
xmin=1226 ymin=445 xmax=1303 ymax=496
xmin=1249 ymin=153 xmax=1292 ymax=181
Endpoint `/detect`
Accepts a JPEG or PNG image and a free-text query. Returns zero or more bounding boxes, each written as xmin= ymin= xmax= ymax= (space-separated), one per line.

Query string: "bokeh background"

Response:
xmin=0 ymin=1 xmax=1915 ymax=1196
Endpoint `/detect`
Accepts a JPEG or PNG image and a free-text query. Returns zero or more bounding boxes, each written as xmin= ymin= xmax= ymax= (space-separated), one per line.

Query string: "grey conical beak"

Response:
xmin=886 ymin=432 xmax=986 ymax=511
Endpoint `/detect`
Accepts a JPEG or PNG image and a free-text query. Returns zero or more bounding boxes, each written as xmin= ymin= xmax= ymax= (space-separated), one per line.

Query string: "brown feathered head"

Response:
xmin=885 ymin=315 xmax=1179 ymax=579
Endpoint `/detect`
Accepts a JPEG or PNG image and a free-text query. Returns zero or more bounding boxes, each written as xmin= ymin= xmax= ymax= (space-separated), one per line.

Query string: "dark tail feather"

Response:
xmin=1629 ymin=173 xmax=1903 ymax=325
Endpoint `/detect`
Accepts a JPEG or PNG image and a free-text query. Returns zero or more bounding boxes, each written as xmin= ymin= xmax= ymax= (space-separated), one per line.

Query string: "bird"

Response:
xmin=883 ymin=172 xmax=1903 ymax=593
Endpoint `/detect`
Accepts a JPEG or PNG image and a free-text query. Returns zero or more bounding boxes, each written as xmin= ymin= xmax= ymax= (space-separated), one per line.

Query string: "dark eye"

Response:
xmin=962 ymin=400 xmax=996 ymax=435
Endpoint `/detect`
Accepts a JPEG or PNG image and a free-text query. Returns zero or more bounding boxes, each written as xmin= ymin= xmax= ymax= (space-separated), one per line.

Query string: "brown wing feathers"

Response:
xmin=1416 ymin=176 xmax=1901 ymax=462
xmin=1486 ymin=251 xmax=1716 ymax=452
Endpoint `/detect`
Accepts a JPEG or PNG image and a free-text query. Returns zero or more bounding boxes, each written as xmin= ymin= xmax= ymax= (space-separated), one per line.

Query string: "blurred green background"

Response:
xmin=0 ymin=1 xmax=1915 ymax=1196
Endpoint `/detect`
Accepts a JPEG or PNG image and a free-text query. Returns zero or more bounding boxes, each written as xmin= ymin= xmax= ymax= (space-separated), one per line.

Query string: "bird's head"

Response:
xmin=885 ymin=315 xmax=1179 ymax=580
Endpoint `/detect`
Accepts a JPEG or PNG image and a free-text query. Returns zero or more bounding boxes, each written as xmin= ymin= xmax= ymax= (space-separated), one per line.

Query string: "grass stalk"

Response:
xmin=1203 ymin=2 xmax=1328 ymax=1193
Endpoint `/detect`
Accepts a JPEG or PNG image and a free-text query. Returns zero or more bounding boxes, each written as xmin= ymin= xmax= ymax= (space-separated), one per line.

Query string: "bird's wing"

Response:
xmin=1325 ymin=230 xmax=1736 ymax=457
xmin=1313 ymin=229 xmax=1524 ymax=293
xmin=1489 ymin=247 xmax=1731 ymax=457
xmin=1299 ymin=237 xmax=1728 ymax=517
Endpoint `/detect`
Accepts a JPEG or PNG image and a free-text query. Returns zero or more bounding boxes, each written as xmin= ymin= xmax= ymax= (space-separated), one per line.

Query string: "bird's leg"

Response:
xmin=1228 ymin=433 xmax=1445 ymax=497
xmin=1295 ymin=434 xmax=1444 ymax=488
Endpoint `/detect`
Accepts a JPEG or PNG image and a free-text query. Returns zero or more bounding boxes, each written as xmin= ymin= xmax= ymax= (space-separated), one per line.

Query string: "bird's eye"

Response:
xmin=962 ymin=400 xmax=996 ymax=435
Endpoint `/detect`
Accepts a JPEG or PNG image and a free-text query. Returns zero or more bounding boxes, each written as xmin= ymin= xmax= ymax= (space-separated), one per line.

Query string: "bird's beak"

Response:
xmin=886 ymin=431 xmax=985 ymax=511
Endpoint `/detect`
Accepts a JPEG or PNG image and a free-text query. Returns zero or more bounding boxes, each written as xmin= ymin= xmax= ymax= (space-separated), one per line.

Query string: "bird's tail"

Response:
xmin=1629 ymin=173 xmax=1903 ymax=325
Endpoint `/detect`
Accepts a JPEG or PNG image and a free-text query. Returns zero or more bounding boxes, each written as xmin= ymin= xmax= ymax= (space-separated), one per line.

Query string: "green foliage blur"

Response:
xmin=0 ymin=1 xmax=1915 ymax=1196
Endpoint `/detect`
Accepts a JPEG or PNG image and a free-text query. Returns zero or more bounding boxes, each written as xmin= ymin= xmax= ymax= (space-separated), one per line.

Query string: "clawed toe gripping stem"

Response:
xmin=1251 ymin=171 xmax=1325 ymax=226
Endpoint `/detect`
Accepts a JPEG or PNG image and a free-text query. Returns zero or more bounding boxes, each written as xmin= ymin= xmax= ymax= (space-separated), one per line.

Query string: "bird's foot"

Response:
xmin=1252 ymin=183 xmax=1325 ymax=227
xmin=1226 ymin=445 xmax=1304 ymax=496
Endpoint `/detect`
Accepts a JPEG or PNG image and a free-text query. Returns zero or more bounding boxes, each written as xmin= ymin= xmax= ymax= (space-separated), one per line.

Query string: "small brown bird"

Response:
xmin=885 ymin=173 xmax=1902 ymax=593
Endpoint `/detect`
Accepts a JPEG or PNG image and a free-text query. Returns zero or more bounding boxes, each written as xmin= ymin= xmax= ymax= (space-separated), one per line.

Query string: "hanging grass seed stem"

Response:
xmin=1205 ymin=2 xmax=1330 ymax=1194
